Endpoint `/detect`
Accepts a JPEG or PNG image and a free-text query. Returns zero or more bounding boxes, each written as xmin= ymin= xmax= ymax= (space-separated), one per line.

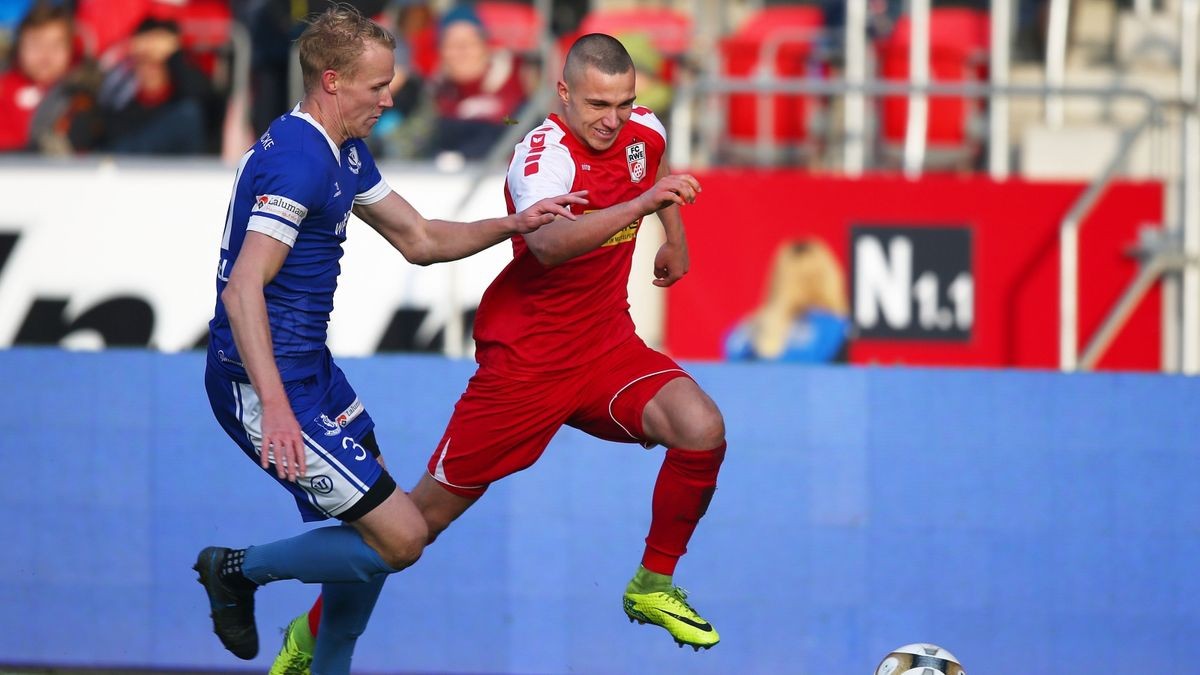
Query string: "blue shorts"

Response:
xmin=205 ymin=352 xmax=396 ymax=522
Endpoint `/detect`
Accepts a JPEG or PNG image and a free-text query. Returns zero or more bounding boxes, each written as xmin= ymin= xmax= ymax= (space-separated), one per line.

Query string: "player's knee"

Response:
xmin=380 ymin=525 xmax=427 ymax=570
xmin=686 ymin=404 xmax=725 ymax=450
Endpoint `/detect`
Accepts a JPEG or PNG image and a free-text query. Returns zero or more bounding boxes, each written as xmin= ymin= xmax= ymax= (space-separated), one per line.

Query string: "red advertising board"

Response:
xmin=665 ymin=171 xmax=1164 ymax=370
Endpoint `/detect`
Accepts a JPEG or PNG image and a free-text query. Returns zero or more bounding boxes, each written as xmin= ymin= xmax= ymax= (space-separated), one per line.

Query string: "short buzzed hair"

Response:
xmin=297 ymin=4 xmax=396 ymax=93
xmin=563 ymin=33 xmax=634 ymax=85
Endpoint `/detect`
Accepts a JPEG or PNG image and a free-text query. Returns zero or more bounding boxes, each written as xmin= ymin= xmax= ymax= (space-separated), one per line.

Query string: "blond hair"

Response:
xmin=297 ymin=4 xmax=395 ymax=93
xmin=749 ymin=239 xmax=848 ymax=359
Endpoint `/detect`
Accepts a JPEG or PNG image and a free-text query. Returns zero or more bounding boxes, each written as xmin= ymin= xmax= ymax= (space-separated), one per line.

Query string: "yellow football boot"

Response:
xmin=268 ymin=613 xmax=314 ymax=675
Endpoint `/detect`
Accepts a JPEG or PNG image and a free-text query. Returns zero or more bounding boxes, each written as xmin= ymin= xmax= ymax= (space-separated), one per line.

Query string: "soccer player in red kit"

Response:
xmin=271 ymin=32 xmax=725 ymax=668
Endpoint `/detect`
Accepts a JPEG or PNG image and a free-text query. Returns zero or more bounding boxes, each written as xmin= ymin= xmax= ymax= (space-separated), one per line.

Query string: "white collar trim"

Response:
xmin=290 ymin=102 xmax=341 ymax=164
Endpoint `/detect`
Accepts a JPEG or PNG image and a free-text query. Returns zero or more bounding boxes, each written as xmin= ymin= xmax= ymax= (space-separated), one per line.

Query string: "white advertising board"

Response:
xmin=0 ymin=159 xmax=663 ymax=355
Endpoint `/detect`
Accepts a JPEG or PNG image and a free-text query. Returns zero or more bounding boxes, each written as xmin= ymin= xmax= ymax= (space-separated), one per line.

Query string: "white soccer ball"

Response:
xmin=874 ymin=643 xmax=964 ymax=675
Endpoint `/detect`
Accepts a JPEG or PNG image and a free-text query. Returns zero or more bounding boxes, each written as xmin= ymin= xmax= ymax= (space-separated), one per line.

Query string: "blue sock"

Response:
xmin=241 ymin=526 xmax=396 ymax=584
xmin=310 ymin=575 xmax=387 ymax=675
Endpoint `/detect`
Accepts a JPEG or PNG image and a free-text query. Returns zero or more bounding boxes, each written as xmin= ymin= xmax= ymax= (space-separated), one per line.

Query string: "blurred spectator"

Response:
xmin=616 ymin=32 xmax=671 ymax=117
xmin=0 ymin=0 xmax=36 ymax=62
xmin=241 ymin=0 xmax=393 ymax=135
xmin=389 ymin=0 xmax=436 ymax=78
xmin=367 ymin=32 xmax=427 ymax=159
xmin=0 ymin=2 xmax=91 ymax=152
xmin=724 ymin=238 xmax=852 ymax=363
xmin=425 ymin=3 xmax=527 ymax=161
xmin=71 ymin=17 xmax=213 ymax=154
xmin=240 ymin=0 xmax=303 ymax=135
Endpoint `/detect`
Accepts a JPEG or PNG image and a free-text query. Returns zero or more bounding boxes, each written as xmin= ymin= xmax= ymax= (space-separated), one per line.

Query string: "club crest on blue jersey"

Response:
xmin=347 ymin=146 xmax=361 ymax=174
xmin=317 ymin=413 xmax=342 ymax=436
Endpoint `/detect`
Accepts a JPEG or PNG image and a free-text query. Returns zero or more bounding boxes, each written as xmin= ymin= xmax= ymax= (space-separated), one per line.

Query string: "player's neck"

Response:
xmin=300 ymin=96 xmax=347 ymax=147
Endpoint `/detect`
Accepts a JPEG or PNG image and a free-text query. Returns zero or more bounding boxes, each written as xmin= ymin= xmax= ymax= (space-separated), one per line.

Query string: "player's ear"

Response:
xmin=322 ymin=69 xmax=338 ymax=95
xmin=556 ymin=80 xmax=568 ymax=105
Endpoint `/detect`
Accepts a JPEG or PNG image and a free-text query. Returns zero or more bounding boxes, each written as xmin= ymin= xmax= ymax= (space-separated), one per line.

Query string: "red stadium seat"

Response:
xmin=559 ymin=8 xmax=693 ymax=86
xmin=876 ymin=8 xmax=989 ymax=156
xmin=172 ymin=0 xmax=232 ymax=52
xmin=170 ymin=0 xmax=233 ymax=79
xmin=79 ymin=0 xmax=232 ymax=76
xmin=476 ymin=1 xmax=544 ymax=54
xmin=719 ymin=5 xmax=825 ymax=147
xmin=576 ymin=8 xmax=692 ymax=57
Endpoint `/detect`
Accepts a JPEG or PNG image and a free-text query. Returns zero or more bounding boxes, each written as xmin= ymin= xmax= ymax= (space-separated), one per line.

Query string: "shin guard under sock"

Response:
xmin=642 ymin=443 xmax=727 ymax=576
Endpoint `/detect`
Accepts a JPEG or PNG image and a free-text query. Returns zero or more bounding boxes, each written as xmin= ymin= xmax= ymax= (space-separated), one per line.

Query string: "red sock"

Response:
xmin=642 ymin=443 xmax=726 ymax=576
xmin=307 ymin=595 xmax=323 ymax=637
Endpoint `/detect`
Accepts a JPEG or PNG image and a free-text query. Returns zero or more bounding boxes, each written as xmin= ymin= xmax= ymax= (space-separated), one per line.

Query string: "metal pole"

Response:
xmin=903 ymin=0 xmax=930 ymax=178
xmin=1181 ymin=0 xmax=1200 ymax=372
xmin=1080 ymin=254 xmax=1180 ymax=369
xmin=989 ymin=0 xmax=1012 ymax=179
xmin=1045 ymin=0 xmax=1070 ymax=128
xmin=1060 ymin=222 xmax=1079 ymax=370
xmin=844 ymin=0 xmax=868 ymax=176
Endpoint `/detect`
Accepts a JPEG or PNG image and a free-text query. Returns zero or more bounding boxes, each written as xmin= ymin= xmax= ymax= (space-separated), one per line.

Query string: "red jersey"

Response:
xmin=475 ymin=108 xmax=667 ymax=376
xmin=0 ymin=69 xmax=44 ymax=151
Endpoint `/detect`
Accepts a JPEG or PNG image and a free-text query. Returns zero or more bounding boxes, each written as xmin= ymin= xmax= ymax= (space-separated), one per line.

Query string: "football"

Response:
xmin=874 ymin=643 xmax=965 ymax=675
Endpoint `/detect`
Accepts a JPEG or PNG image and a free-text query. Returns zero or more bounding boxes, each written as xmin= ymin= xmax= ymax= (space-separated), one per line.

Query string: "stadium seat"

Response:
xmin=718 ymin=5 xmax=825 ymax=157
xmin=75 ymin=0 xmax=153 ymax=56
xmin=576 ymin=7 xmax=692 ymax=59
xmin=171 ymin=0 xmax=234 ymax=79
xmin=79 ymin=0 xmax=233 ymax=74
xmin=875 ymin=7 xmax=989 ymax=166
xmin=476 ymin=1 xmax=544 ymax=55
xmin=558 ymin=7 xmax=693 ymax=88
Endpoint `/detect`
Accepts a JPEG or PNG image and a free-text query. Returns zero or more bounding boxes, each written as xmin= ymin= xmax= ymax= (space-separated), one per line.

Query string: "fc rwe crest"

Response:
xmin=626 ymin=142 xmax=647 ymax=182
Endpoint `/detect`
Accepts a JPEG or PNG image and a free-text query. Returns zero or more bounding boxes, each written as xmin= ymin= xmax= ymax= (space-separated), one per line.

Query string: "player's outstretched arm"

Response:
xmin=221 ymin=232 xmax=307 ymax=482
xmin=523 ymin=173 xmax=701 ymax=268
xmin=354 ymin=190 xmax=588 ymax=265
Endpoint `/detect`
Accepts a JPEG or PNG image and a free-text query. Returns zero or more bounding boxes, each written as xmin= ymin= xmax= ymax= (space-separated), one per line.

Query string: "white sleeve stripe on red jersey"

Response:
xmin=630 ymin=108 xmax=667 ymax=144
xmin=507 ymin=123 xmax=575 ymax=212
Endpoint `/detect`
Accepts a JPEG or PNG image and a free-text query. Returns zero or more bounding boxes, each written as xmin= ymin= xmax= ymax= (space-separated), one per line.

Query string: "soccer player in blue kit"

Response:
xmin=195 ymin=7 xmax=585 ymax=675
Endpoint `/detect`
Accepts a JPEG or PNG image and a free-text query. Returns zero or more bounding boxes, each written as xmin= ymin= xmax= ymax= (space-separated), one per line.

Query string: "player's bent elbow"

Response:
xmin=525 ymin=241 xmax=568 ymax=268
xmin=391 ymin=239 xmax=435 ymax=266
xmin=219 ymin=281 xmax=247 ymax=314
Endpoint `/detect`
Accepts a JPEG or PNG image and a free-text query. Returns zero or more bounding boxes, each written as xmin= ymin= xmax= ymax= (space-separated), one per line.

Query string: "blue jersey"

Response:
xmin=208 ymin=105 xmax=390 ymax=382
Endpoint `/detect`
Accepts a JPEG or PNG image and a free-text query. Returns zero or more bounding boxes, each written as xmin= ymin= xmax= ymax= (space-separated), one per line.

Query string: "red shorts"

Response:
xmin=426 ymin=336 xmax=690 ymax=497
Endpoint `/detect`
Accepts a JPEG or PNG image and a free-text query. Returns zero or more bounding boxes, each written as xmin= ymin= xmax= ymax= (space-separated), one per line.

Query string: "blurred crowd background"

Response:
xmin=2 ymin=0 xmax=1191 ymax=371
xmin=0 ymin=0 xmax=1130 ymax=169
